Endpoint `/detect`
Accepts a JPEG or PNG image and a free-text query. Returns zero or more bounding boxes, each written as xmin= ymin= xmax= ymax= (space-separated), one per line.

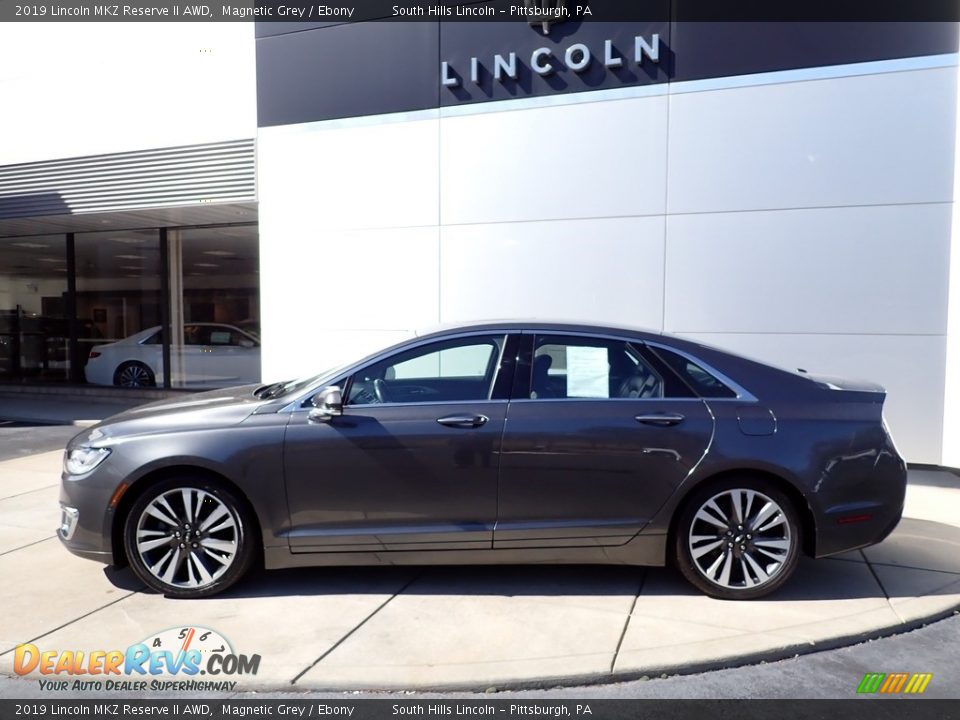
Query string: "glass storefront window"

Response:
xmin=0 ymin=223 xmax=259 ymax=390
xmin=75 ymin=229 xmax=163 ymax=388
xmin=168 ymin=225 xmax=260 ymax=389
xmin=0 ymin=235 xmax=70 ymax=382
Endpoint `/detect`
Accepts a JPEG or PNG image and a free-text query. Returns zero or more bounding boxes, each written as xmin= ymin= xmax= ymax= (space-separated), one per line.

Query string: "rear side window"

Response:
xmin=651 ymin=346 xmax=738 ymax=398
xmin=531 ymin=335 xmax=665 ymax=400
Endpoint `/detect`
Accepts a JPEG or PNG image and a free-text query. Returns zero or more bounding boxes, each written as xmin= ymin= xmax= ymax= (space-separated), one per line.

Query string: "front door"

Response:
xmin=283 ymin=333 xmax=514 ymax=552
xmin=495 ymin=333 xmax=714 ymax=548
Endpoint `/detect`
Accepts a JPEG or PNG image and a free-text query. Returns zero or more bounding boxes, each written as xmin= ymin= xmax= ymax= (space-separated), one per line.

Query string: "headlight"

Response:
xmin=64 ymin=447 xmax=111 ymax=475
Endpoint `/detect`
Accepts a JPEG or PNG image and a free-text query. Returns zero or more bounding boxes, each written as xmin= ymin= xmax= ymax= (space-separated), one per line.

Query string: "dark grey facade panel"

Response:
xmin=439 ymin=21 xmax=671 ymax=106
xmin=255 ymin=21 xmax=345 ymax=37
xmin=255 ymin=21 xmax=959 ymax=127
xmin=0 ymin=140 xmax=256 ymax=219
xmin=670 ymin=22 xmax=959 ymax=82
xmin=255 ymin=22 xmax=440 ymax=128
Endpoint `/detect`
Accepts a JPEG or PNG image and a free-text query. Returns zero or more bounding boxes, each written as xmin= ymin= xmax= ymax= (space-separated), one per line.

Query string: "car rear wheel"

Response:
xmin=123 ymin=477 xmax=256 ymax=599
xmin=114 ymin=361 xmax=155 ymax=388
xmin=674 ymin=478 xmax=802 ymax=600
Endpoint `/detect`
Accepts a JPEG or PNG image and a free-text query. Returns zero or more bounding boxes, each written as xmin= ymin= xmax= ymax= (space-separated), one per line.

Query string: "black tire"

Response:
xmin=123 ymin=476 xmax=256 ymax=599
xmin=114 ymin=361 xmax=155 ymax=388
xmin=673 ymin=477 xmax=802 ymax=600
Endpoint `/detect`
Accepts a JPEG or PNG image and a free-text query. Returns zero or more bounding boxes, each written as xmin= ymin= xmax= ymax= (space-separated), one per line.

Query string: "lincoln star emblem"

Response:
xmin=524 ymin=0 xmax=568 ymax=34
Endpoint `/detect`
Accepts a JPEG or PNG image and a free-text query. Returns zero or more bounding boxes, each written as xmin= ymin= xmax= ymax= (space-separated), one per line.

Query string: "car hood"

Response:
xmin=69 ymin=384 xmax=267 ymax=447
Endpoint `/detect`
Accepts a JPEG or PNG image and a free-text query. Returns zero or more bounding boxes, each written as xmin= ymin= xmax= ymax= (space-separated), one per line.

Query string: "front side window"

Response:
xmin=347 ymin=335 xmax=505 ymax=406
xmin=531 ymin=335 xmax=664 ymax=400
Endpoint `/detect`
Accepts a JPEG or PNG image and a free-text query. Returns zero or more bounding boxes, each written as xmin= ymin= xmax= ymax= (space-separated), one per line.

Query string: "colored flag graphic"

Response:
xmin=857 ymin=672 xmax=933 ymax=694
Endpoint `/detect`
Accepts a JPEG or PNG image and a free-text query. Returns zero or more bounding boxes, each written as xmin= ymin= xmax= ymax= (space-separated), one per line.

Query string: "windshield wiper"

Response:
xmin=254 ymin=381 xmax=288 ymax=399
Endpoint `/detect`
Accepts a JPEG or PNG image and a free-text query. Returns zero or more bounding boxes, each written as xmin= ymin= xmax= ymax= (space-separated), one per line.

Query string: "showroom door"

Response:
xmin=494 ymin=333 xmax=714 ymax=549
xmin=282 ymin=334 xmax=514 ymax=552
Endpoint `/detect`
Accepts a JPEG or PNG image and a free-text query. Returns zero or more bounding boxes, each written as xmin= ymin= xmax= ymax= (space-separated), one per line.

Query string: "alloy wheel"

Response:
xmin=118 ymin=364 xmax=153 ymax=387
xmin=687 ymin=488 xmax=792 ymax=590
xmin=134 ymin=487 xmax=239 ymax=590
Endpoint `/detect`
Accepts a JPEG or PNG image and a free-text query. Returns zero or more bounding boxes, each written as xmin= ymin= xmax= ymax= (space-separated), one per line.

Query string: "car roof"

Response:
xmin=413 ymin=319 xmax=666 ymax=342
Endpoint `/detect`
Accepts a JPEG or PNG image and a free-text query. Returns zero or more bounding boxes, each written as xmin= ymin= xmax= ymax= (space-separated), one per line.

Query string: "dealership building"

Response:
xmin=0 ymin=19 xmax=958 ymax=466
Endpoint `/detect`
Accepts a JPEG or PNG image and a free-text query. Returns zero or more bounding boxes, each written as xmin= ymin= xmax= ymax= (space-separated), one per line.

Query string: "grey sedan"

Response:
xmin=58 ymin=322 xmax=906 ymax=600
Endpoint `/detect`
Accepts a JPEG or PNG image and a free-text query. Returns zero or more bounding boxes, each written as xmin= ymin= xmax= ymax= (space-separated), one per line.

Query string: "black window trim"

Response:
xmin=285 ymin=328 xmax=757 ymax=413
xmin=644 ymin=340 xmax=757 ymax=402
xmin=511 ymin=329 xmax=756 ymax=403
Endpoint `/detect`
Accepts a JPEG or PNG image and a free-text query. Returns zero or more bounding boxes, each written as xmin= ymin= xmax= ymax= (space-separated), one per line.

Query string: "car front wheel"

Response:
xmin=674 ymin=478 xmax=802 ymax=600
xmin=123 ymin=477 xmax=256 ymax=598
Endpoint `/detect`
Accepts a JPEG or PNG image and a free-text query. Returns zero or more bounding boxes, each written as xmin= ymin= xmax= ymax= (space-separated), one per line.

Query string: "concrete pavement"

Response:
xmin=0 ymin=447 xmax=958 ymax=693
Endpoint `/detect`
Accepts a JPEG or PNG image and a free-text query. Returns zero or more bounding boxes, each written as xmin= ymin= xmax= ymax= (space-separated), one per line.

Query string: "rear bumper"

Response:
xmin=813 ymin=449 xmax=907 ymax=558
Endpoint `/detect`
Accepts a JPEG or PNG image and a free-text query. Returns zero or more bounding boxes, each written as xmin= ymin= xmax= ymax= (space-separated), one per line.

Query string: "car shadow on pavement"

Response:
xmin=101 ymin=564 xmax=146 ymax=591
xmin=201 ymin=563 xmax=647 ymax=600
xmin=105 ymin=518 xmax=960 ymax=606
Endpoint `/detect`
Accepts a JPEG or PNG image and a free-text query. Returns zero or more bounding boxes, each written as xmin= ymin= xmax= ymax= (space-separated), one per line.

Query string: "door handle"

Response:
xmin=437 ymin=414 xmax=489 ymax=429
xmin=634 ymin=413 xmax=685 ymax=427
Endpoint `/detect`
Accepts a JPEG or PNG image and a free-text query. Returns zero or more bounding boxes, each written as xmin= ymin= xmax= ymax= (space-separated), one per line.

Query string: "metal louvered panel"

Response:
xmin=0 ymin=139 xmax=256 ymax=219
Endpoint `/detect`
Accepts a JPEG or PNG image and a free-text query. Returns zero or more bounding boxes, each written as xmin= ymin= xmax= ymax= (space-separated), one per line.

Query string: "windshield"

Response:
xmin=254 ymin=362 xmax=353 ymax=400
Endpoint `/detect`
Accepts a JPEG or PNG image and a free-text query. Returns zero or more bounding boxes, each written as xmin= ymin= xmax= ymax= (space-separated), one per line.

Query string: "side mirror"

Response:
xmin=308 ymin=386 xmax=343 ymax=424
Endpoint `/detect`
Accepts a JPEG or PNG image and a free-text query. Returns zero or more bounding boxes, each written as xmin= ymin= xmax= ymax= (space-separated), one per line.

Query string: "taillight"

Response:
xmin=88 ymin=351 xmax=100 ymax=359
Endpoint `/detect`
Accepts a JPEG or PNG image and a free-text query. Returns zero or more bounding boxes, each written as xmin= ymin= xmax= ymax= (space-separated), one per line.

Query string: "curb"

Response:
xmin=285 ymin=604 xmax=960 ymax=694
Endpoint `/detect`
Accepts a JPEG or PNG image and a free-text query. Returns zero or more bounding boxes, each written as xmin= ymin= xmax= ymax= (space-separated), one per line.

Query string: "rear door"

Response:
xmin=495 ymin=332 xmax=714 ymax=548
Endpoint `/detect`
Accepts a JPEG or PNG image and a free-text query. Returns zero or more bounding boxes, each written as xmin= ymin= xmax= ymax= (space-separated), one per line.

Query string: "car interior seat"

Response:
xmin=530 ymin=354 xmax=555 ymax=399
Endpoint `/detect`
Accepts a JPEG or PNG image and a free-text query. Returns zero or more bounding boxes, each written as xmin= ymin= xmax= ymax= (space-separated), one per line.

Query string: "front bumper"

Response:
xmin=58 ymin=471 xmax=117 ymax=566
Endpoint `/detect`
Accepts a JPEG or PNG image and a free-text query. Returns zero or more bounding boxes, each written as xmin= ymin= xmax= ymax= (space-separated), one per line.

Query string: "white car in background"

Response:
xmin=84 ymin=323 xmax=261 ymax=388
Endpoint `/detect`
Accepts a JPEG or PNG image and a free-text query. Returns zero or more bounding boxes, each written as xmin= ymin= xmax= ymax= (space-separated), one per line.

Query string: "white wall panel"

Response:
xmin=681 ymin=332 xmax=946 ymax=464
xmin=439 ymin=217 xmax=665 ymax=328
xmin=260 ymin=329 xmax=415 ymax=385
xmin=0 ymin=23 xmax=256 ymax=164
xmin=258 ymin=223 xmax=438 ymax=381
xmin=257 ymin=116 xmax=439 ymax=231
xmin=664 ymin=203 xmax=952 ymax=334
xmin=255 ymin=56 xmax=958 ymax=465
xmin=943 ymin=59 xmax=960 ymax=468
xmin=440 ymin=96 xmax=668 ymax=225
xmin=668 ymin=67 xmax=957 ymax=214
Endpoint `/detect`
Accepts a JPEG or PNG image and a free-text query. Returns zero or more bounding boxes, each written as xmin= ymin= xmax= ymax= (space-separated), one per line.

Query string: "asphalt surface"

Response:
xmin=0 ymin=421 xmax=77 ymax=462
xmin=491 ymin=612 xmax=960 ymax=698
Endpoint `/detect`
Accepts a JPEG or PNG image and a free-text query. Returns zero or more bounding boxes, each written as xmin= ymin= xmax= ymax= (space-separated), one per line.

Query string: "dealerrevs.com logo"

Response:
xmin=14 ymin=626 xmax=260 ymax=692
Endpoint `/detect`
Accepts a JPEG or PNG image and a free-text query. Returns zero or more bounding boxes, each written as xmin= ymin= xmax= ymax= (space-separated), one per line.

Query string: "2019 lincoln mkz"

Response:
xmin=58 ymin=322 xmax=907 ymax=600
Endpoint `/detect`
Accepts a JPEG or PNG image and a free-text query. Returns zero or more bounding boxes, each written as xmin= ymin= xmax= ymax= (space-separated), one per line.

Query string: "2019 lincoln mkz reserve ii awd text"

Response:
xmin=58 ymin=321 xmax=907 ymax=600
